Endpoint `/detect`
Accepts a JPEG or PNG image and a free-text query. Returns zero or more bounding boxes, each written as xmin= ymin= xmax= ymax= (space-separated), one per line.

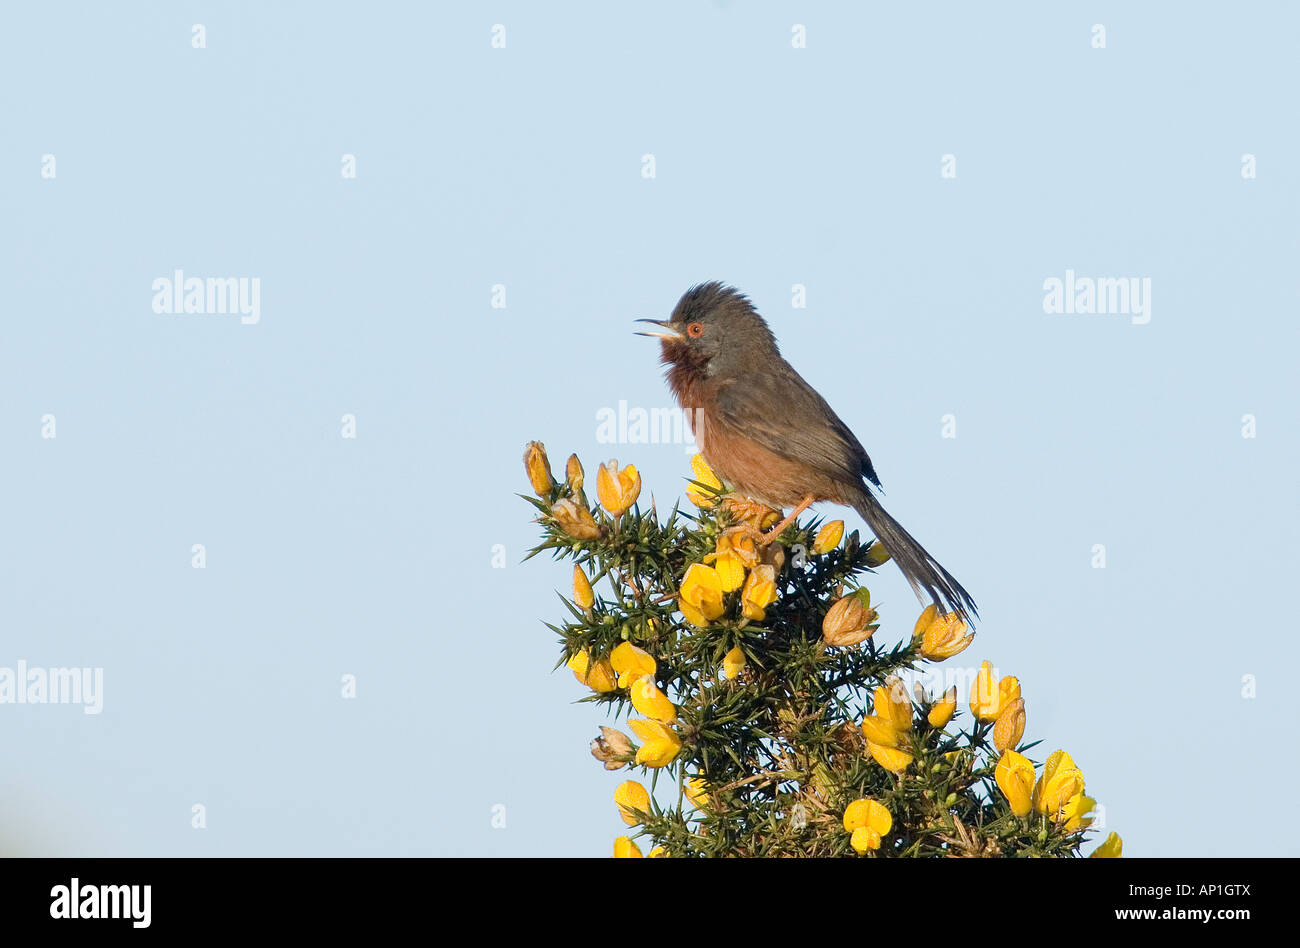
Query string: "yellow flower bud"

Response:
xmin=610 ymin=641 xmax=657 ymax=689
xmin=970 ymin=661 xmax=1020 ymax=723
xmin=999 ymin=677 xmax=1022 ymax=713
xmin=740 ymin=564 xmax=778 ymax=621
xmin=596 ymin=459 xmax=641 ymax=516
xmin=590 ymin=726 xmax=635 ymax=770
xmin=722 ymin=646 xmax=746 ymax=680
xmin=843 ymin=799 xmax=892 ymax=853
xmin=613 ymin=835 xmax=643 ymax=858
xmin=1090 ymin=832 xmax=1123 ymax=858
xmin=550 ymin=498 xmax=601 ymax=540
xmin=523 ymin=441 xmax=554 ymax=497
xmin=1034 ymin=750 xmax=1085 ymax=820
xmin=685 ymin=776 xmax=711 ymax=809
xmin=874 ymin=676 xmax=913 ymax=732
xmin=993 ymin=697 xmax=1026 ymax=754
xmin=572 ymin=565 xmax=595 ymax=612
xmin=864 ymin=542 xmax=892 ymax=567
xmin=916 ymin=608 xmax=975 ymax=661
xmin=995 ymin=750 xmax=1036 ymax=817
xmin=630 ymin=674 xmax=677 ymax=723
xmin=678 ymin=562 xmax=725 ymax=627
xmin=822 ymin=593 xmax=877 ymax=647
xmin=565 ymin=453 xmax=584 ymax=493
xmin=927 ymin=686 xmax=958 ymax=728
xmin=647 ymin=846 xmax=668 ymax=858
xmin=811 ymin=520 xmax=845 ymax=555
xmin=970 ymin=661 xmax=996 ymax=721
xmin=628 ymin=718 xmax=682 ymax=768
xmin=615 ymin=780 xmax=651 ymax=826
xmin=686 ymin=454 xmax=723 ymax=507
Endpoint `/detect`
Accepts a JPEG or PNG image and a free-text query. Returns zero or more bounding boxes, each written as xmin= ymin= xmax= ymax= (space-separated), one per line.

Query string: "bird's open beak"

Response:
xmin=634 ymin=318 xmax=681 ymax=340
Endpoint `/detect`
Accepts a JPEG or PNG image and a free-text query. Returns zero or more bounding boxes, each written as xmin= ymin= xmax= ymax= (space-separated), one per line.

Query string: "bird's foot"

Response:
xmin=720 ymin=497 xmax=781 ymax=534
xmin=758 ymin=494 xmax=817 ymax=546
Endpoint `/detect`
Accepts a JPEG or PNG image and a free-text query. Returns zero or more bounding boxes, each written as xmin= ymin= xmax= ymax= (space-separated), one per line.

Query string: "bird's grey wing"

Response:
xmin=713 ymin=365 xmax=882 ymax=489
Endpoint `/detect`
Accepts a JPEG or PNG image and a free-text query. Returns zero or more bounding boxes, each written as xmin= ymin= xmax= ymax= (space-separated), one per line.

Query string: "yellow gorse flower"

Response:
xmin=567 ymin=649 xmax=617 ymax=693
xmin=628 ymin=718 xmax=682 ymax=768
xmin=610 ymin=641 xmax=656 ymax=689
xmin=613 ymin=835 xmax=643 ymax=858
xmin=740 ymin=564 xmax=778 ymax=621
xmin=596 ymin=459 xmax=641 ymax=516
xmin=630 ymin=674 xmax=677 ymax=723
xmin=615 ymin=780 xmax=651 ymax=826
xmin=523 ymin=441 xmax=554 ymax=497
xmin=859 ymin=677 xmax=915 ymax=771
xmin=1090 ymin=832 xmax=1123 ymax=858
xmin=1059 ymin=792 xmax=1097 ymax=832
xmin=686 ymin=453 xmax=723 ymax=507
xmin=993 ymin=697 xmax=1026 ymax=754
xmin=647 ymin=846 xmax=668 ymax=858
xmin=863 ymin=730 xmax=913 ymax=773
xmin=843 ymin=799 xmax=892 ymax=853
xmin=678 ymin=562 xmax=725 ymax=627
xmin=970 ymin=661 xmax=1021 ymax=723
xmin=927 ymin=686 xmax=958 ymax=728
xmin=860 ymin=715 xmax=902 ymax=747
xmin=995 ymin=750 xmax=1036 ymax=817
xmin=1034 ymin=750 xmax=1086 ymax=820
xmin=550 ymin=498 xmax=601 ymax=540
xmin=811 ymin=520 xmax=845 ymax=555
xmin=573 ymin=565 xmax=595 ymax=612
xmin=703 ymin=530 xmax=759 ymax=592
xmin=914 ymin=604 xmax=975 ymax=661
xmin=722 ymin=646 xmax=746 ymax=680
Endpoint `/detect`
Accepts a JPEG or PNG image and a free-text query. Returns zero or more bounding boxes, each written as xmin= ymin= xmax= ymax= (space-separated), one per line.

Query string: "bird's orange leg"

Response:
xmin=760 ymin=493 xmax=816 ymax=545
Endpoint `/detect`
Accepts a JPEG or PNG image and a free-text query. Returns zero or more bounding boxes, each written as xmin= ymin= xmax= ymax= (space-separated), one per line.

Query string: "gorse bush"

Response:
xmin=523 ymin=441 xmax=1122 ymax=859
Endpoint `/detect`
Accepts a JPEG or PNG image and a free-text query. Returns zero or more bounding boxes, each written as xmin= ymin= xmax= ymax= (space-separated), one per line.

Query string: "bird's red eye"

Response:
xmin=687 ymin=322 xmax=705 ymax=338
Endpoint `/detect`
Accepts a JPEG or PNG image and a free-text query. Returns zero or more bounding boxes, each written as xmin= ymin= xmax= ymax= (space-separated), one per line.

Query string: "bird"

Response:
xmin=637 ymin=281 xmax=977 ymax=625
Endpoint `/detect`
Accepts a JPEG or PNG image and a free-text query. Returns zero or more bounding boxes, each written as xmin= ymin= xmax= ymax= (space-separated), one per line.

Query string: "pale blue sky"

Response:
xmin=1 ymin=2 xmax=1295 ymax=857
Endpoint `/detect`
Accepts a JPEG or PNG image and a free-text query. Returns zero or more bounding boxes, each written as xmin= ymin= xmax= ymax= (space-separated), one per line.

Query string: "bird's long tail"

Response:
xmin=852 ymin=490 xmax=978 ymax=626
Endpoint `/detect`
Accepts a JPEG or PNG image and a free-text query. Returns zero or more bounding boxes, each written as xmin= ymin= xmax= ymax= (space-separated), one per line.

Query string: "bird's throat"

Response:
xmin=662 ymin=345 xmax=711 ymax=412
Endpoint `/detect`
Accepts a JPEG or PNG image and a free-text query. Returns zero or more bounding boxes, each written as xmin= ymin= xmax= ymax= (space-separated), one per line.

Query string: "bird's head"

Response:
xmin=636 ymin=282 xmax=778 ymax=378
